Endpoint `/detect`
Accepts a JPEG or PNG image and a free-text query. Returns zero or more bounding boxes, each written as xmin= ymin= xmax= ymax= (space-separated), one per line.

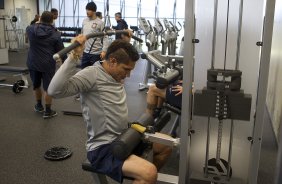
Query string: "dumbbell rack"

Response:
xmin=57 ymin=27 xmax=81 ymax=43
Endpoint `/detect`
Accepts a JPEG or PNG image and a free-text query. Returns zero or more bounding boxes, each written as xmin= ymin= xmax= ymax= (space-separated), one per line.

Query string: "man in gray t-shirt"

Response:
xmin=80 ymin=2 xmax=109 ymax=69
xmin=48 ymin=36 xmax=171 ymax=183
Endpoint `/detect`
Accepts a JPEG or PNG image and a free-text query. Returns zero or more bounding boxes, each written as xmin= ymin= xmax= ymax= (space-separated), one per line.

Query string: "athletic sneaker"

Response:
xmin=43 ymin=110 xmax=58 ymax=119
xmin=34 ymin=104 xmax=44 ymax=113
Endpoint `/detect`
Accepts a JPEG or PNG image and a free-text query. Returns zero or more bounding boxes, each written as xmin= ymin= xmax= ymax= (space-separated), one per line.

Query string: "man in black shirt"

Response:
xmin=26 ymin=11 xmax=64 ymax=119
xmin=113 ymin=12 xmax=128 ymax=39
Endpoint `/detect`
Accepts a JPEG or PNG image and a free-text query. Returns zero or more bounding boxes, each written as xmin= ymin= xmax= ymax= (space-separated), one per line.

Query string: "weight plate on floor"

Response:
xmin=12 ymin=83 xmax=21 ymax=93
xmin=12 ymin=80 xmax=25 ymax=93
xmin=44 ymin=146 xmax=72 ymax=161
xmin=17 ymin=80 xmax=25 ymax=86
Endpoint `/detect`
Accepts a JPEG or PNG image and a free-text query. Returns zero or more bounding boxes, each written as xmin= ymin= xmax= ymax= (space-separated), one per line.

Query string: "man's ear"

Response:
xmin=109 ymin=57 xmax=117 ymax=66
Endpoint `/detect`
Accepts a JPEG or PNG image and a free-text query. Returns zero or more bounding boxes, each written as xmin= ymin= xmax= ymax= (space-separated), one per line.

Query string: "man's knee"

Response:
xmin=154 ymin=144 xmax=172 ymax=159
xmin=149 ymin=84 xmax=166 ymax=99
xmin=162 ymin=145 xmax=173 ymax=156
xmin=140 ymin=163 xmax=158 ymax=183
xmin=148 ymin=84 xmax=157 ymax=95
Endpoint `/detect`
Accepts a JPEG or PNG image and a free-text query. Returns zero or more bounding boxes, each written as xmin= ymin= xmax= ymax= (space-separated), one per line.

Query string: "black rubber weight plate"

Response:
xmin=44 ymin=147 xmax=72 ymax=161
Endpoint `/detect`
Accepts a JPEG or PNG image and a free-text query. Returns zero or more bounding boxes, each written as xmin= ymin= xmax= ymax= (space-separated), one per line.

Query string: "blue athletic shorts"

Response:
xmin=80 ymin=52 xmax=101 ymax=69
xmin=87 ymin=142 xmax=149 ymax=183
xmin=166 ymin=82 xmax=182 ymax=109
xmin=29 ymin=70 xmax=55 ymax=91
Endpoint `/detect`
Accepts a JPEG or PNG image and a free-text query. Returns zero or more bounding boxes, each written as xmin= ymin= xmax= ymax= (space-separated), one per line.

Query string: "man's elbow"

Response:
xmin=47 ymin=85 xmax=60 ymax=98
xmin=47 ymin=87 xmax=56 ymax=98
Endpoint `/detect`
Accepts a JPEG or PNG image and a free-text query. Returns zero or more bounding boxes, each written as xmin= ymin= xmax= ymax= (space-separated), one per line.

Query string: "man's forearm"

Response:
xmin=48 ymin=55 xmax=79 ymax=98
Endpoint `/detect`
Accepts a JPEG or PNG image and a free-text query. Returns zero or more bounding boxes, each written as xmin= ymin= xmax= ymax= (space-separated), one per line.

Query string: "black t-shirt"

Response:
xmin=115 ymin=19 xmax=128 ymax=39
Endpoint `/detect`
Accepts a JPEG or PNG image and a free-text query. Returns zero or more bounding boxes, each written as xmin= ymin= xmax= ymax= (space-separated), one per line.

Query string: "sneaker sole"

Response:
xmin=34 ymin=107 xmax=44 ymax=113
xmin=43 ymin=112 xmax=58 ymax=119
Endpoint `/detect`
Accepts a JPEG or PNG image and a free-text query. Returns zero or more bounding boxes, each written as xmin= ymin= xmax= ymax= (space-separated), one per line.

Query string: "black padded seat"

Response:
xmin=0 ymin=66 xmax=29 ymax=74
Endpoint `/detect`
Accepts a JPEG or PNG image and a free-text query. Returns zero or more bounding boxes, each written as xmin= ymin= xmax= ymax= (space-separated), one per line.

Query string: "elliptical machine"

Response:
xmin=138 ymin=17 xmax=159 ymax=90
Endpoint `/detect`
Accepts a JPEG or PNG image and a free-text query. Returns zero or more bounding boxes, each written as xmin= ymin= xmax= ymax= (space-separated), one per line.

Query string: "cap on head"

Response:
xmin=86 ymin=2 xmax=97 ymax=12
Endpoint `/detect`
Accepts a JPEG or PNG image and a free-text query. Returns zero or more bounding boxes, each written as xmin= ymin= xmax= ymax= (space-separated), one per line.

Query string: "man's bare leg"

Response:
xmin=44 ymin=91 xmax=52 ymax=105
xmin=146 ymin=85 xmax=166 ymax=115
xmin=34 ymin=88 xmax=42 ymax=101
xmin=152 ymin=133 xmax=173 ymax=170
xmin=122 ymin=155 xmax=158 ymax=184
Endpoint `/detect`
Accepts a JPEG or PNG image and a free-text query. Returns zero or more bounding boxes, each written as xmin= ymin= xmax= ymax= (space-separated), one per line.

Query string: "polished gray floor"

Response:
xmin=0 ymin=50 xmax=278 ymax=184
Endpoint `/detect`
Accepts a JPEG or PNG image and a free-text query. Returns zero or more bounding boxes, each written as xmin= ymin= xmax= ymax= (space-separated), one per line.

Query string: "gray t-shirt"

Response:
xmin=48 ymin=56 xmax=128 ymax=151
xmin=82 ymin=17 xmax=109 ymax=54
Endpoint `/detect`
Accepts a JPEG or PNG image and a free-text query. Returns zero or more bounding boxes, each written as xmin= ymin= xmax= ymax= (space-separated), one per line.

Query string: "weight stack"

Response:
xmin=193 ymin=88 xmax=252 ymax=121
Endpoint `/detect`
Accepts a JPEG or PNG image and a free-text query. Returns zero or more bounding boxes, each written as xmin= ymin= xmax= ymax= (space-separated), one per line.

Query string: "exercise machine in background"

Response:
xmin=138 ymin=17 xmax=159 ymax=90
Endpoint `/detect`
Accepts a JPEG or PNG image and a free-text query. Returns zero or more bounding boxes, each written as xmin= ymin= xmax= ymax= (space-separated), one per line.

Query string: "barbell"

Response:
xmin=0 ymin=80 xmax=28 ymax=93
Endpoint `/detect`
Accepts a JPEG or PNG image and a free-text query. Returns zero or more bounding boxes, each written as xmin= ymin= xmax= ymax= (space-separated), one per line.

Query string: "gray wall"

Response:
xmin=266 ymin=0 xmax=282 ymax=142
xmin=0 ymin=0 xmax=37 ymax=48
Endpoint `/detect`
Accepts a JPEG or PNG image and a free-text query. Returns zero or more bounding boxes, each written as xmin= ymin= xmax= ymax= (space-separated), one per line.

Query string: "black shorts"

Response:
xmin=87 ymin=142 xmax=150 ymax=183
xmin=29 ymin=70 xmax=55 ymax=91
xmin=166 ymin=83 xmax=182 ymax=109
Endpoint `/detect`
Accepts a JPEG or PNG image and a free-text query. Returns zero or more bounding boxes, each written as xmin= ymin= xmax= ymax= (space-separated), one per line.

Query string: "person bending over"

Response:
xmin=26 ymin=11 xmax=64 ymax=119
xmin=146 ymin=81 xmax=183 ymax=117
xmin=48 ymin=37 xmax=172 ymax=184
xmin=81 ymin=2 xmax=109 ymax=69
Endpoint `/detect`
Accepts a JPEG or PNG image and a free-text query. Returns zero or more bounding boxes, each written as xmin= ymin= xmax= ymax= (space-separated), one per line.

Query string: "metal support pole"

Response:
xmin=235 ymin=0 xmax=244 ymax=70
xmin=120 ymin=0 xmax=125 ymax=19
xmin=204 ymin=117 xmax=211 ymax=177
xmin=179 ymin=0 xmax=195 ymax=183
xmin=77 ymin=0 xmax=79 ymax=27
xmin=46 ymin=0 xmax=51 ymax=10
xmin=173 ymin=0 xmax=177 ymax=25
xmin=223 ymin=0 xmax=230 ymax=70
xmin=227 ymin=120 xmax=234 ymax=179
xmin=155 ymin=0 xmax=159 ymax=19
xmin=71 ymin=0 xmax=80 ymax=27
xmin=211 ymin=0 xmax=218 ymax=69
xmin=275 ymin=126 xmax=282 ymax=184
xmin=59 ymin=0 xmax=65 ymax=27
xmin=59 ymin=0 xmax=61 ymax=26
xmin=248 ymin=0 xmax=276 ymax=183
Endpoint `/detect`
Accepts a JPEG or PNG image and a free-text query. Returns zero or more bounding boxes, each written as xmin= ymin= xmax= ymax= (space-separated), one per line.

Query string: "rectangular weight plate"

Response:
xmin=193 ymin=90 xmax=252 ymax=121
